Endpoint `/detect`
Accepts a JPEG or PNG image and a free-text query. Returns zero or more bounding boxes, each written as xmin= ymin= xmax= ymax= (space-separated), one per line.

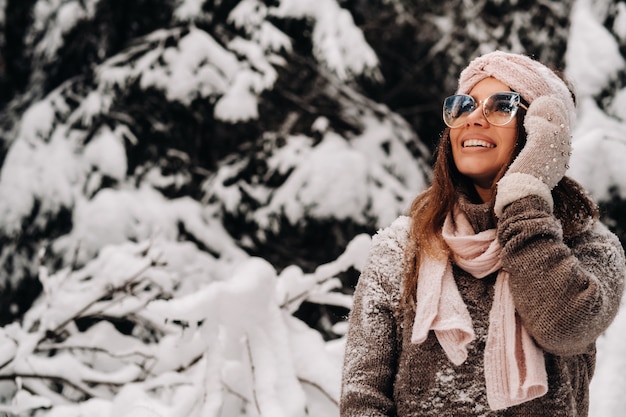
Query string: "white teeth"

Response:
xmin=463 ymin=139 xmax=495 ymax=148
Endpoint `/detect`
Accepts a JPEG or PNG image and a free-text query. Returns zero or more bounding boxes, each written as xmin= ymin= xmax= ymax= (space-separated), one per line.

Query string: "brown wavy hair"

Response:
xmin=401 ymin=95 xmax=598 ymax=307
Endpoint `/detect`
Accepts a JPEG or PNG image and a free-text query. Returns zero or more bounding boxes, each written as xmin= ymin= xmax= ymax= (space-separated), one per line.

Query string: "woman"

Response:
xmin=340 ymin=51 xmax=626 ymax=417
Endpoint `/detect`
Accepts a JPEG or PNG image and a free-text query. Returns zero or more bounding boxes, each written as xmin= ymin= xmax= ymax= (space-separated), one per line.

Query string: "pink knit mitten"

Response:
xmin=494 ymin=96 xmax=572 ymax=217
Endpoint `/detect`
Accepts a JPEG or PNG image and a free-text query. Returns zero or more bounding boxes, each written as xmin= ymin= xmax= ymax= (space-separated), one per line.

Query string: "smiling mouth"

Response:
xmin=462 ymin=139 xmax=495 ymax=148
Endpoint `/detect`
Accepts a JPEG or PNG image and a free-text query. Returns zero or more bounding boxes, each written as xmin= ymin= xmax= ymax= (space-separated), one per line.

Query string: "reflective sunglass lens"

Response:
xmin=443 ymin=95 xmax=475 ymax=128
xmin=483 ymin=93 xmax=520 ymax=126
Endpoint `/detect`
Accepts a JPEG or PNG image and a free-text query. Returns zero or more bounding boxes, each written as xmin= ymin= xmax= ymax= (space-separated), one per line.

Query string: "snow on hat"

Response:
xmin=456 ymin=50 xmax=576 ymax=126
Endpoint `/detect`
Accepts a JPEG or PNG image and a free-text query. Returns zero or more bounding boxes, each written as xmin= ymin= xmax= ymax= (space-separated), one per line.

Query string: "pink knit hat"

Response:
xmin=456 ymin=51 xmax=576 ymax=125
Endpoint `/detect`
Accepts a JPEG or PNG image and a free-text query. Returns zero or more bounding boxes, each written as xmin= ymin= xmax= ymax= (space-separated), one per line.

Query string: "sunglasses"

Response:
xmin=442 ymin=92 xmax=528 ymax=128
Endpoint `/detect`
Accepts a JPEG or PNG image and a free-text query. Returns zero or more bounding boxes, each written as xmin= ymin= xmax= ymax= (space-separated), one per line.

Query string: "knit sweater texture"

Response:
xmin=340 ymin=193 xmax=625 ymax=417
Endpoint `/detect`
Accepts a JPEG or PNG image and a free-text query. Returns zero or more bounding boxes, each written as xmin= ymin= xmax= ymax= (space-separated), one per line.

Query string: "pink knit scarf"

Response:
xmin=410 ymin=206 xmax=548 ymax=410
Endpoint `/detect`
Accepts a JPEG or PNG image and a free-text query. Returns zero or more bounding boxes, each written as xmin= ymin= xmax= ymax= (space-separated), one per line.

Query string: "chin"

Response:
xmin=459 ymin=171 xmax=495 ymax=188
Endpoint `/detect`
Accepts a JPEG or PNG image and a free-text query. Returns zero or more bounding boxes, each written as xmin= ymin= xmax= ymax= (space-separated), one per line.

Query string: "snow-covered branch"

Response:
xmin=0 ymin=230 xmax=368 ymax=416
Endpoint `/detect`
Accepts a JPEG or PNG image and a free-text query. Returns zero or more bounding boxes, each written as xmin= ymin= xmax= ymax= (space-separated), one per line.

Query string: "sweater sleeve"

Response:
xmin=497 ymin=195 xmax=626 ymax=355
xmin=340 ymin=217 xmax=408 ymax=417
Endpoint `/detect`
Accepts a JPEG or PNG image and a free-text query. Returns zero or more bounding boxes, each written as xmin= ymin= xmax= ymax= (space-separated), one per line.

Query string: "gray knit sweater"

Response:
xmin=340 ymin=194 xmax=625 ymax=417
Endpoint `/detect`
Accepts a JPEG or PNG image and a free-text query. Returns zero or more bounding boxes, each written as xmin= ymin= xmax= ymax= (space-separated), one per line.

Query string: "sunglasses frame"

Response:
xmin=442 ymin=92 xmax=528 ymax=128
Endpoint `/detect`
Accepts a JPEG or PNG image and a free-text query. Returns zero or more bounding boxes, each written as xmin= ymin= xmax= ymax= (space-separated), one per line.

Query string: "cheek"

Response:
xmin=449 ymin=129 xmax=461 ymax=151
xmin=449 ymin=130 xmax=462 ymax=163
xmin=502 ymin=131 xmax=519 ymax=161
xmin=449 ymin=128 xmax=460 ymax=142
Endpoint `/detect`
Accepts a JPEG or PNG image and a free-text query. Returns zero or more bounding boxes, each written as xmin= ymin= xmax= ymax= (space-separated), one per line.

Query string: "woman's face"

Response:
xmin=449 ymin=77 xmax=519 ymax=199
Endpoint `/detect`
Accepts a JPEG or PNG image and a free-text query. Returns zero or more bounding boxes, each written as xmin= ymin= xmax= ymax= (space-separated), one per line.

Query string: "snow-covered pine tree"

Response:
xmin=0 ymin=0 xmax=429 ymax=415
xmin=0 ymin=0 xmax=430 ymax=320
